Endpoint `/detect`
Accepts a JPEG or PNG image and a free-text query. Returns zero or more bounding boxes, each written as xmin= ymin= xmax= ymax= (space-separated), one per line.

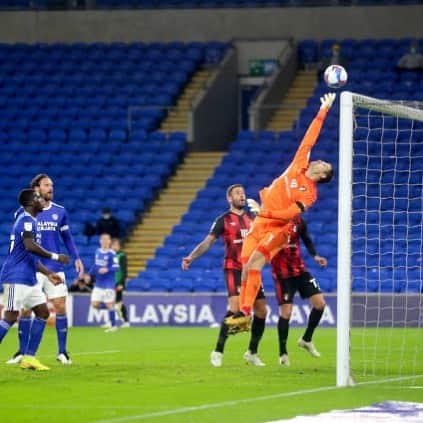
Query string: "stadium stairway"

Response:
xmin=266 ymin=70 xmax=316 ymax=131
xmin=125 ymin=151 xmax=224 ymax=277
xmin=160 ymin=69 xmax=211 ymax=132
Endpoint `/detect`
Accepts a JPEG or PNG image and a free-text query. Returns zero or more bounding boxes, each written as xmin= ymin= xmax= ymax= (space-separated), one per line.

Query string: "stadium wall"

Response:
xmin=249 ymin=40 xmax=297 ymax=131
xmin=0 ymin=294 xmax=419 ymax=327
xmin=190 ymin=47 xmax=238 ymax=151
xmin=0 ymin=6 xmax=421 ymax=43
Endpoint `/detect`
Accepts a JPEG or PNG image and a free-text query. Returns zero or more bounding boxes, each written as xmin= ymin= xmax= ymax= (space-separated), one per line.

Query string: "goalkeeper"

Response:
xmin=226 ymin=93 xmax=335 ymax=329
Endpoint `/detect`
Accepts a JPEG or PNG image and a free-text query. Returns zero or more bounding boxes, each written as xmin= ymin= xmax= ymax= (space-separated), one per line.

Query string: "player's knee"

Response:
xmin=54 ymin=302 xmax=66 ymax=314
xmin=253 ymin=302 xmax=267 ymax=319
xmin=20 ymin=309 xmax=32 ymax=318
xmin=247 ymin=251 xmax=266 ymax=270
xmin=309 ymin=292 xmax=325 ymax=310
xmin=36 ymin=308 xmax=50 ymax=320
xmin=4 ymin=312 xmax=18 ymax=325
xmin=281 ymin=310 xmax=292 ymax=320
xmin=39 ymin=310 xmax=50 ymax=320
xmin=280 ymin=305 xmax=292 ymax=320
xmin=254 ymin=309 xmax=267 ymax=319
xmin=313 ymin=299 xmax=326 ymax=311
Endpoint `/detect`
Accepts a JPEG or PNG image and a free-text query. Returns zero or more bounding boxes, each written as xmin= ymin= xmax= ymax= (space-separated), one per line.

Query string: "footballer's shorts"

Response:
xmin=91 ymin=287 xmax=116 ymax=304
xmin=2 ymin=282 xmax=46 ymax=311
xmin=37 ymin=272 xmax=67 ymax=300
xmin=224 ymin=269 xmax=265 ymax=300
xmin=241 ymin=220 xmax=293 ymax=264
xmin=273 ymin=271 xmax=322 ymax=306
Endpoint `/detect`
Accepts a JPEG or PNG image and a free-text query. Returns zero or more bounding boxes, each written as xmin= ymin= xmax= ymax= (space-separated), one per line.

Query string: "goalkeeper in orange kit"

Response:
xmin=225 ymin=93 xmax=336 ymax=329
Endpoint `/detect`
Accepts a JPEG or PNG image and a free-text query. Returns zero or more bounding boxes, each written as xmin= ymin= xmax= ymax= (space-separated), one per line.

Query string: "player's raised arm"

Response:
xmin=182 ymin=234 xmax=216 ymax=270
xmin=290 ymin=93 xmax=336 ymax=171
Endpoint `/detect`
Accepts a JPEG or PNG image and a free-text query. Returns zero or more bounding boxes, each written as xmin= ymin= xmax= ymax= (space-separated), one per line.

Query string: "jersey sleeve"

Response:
xmin=21 ymin=216 xmax=36 ymax=239
xmin=258 ymin=203 xmax=303 ymax=220
xmin=299 ymin=218 xmax=318 ymax=257
xmin=209 ymin=216 xmax=224 ymax=238
xmin=290 ymin=108 xmax=328 ymax=171
xmin=60 ymin=209 xmax=80 ymax=260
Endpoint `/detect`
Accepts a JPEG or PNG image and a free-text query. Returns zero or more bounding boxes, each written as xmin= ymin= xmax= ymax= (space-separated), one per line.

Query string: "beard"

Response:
xmin=233 ymin=201 xmax=245 ymax=210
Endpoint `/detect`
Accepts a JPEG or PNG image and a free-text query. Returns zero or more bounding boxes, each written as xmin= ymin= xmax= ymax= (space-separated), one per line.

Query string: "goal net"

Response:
xmin=337 ymin=92 xmax=423 ymax=387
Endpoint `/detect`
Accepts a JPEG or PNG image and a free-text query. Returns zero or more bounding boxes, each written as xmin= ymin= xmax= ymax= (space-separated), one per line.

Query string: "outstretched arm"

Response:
xmin=182 ymin=216 xmax=223 ymax=270
xmin=291 ymin=93 xmax=336 ymax=170
xmin=182 ymin=234 xmax=216 ymax=270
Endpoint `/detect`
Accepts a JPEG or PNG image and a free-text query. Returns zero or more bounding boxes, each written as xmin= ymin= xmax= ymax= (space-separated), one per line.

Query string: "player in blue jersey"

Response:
xmin=0 ymin=189 xmax=69 ymax=371
xmin=7 ymin=174 xmax=84 ymax=366
xmin=87 ymin=233 xmax=120 ymax=332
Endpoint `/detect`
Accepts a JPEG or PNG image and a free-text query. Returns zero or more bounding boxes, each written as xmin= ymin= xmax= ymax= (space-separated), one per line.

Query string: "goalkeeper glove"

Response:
xmin=246 ymin=198 xmax=260 ymax=214
xmin=320 ymin=93 xmax=336 ymax=110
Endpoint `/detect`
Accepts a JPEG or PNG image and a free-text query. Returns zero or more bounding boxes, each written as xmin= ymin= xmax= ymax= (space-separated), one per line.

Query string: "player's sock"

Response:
xmin=277 ymin=316 xmax=290 ymax=355
xmin=121 ymin=304 xmax=128 ymax=322
xmin=115 ymin=303 xmax=123 ymax=320
xmin=55 ymin=313 xmax=68 ymax=354
xmin=242 ymin=270 xmax=262 ymax=315
xmin=109 ymin=309 xmax=116 ymax=327
xmin=18 ymin=316 xmax=32 ymax=354
xmin=26 ymin=318 xmax=47 ymax=356
xmin=215 ymin=311 xmax=233 ymax=353
xmin=302 ymin=307 xmax=324 ymax=342
xmin=248 ymin=315 xmax=265 ymax=354
xmin=0 ymin=320 xmax=13 ymax=343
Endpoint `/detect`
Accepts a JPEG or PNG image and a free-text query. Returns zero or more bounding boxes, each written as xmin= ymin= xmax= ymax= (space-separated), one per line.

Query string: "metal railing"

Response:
xmin=248 ymin=102 xmax=308 ymax=138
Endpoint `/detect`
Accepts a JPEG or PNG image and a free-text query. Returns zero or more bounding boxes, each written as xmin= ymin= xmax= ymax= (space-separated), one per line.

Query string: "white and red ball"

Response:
xmin=324 ymin=64 xmax=348 ymax=89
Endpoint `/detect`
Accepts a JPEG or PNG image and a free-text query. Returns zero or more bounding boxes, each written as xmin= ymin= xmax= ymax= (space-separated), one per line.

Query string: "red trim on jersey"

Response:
xmin=210 ymin=211 xmax=253 ymax=270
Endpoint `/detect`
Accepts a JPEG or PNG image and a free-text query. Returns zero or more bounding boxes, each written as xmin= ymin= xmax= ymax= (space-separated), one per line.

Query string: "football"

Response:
xmin=324 ymin=64 xmax=348 ymax=89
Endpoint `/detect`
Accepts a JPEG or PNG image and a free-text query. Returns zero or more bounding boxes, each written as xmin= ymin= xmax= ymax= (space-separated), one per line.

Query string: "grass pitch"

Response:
xmin=0 ymin=326 xmax=421 ymax=423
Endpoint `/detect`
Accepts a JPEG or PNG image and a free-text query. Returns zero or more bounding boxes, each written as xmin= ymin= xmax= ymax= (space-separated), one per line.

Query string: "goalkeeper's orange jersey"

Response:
xmin=258 ymin=107 xmax=328 ymax=223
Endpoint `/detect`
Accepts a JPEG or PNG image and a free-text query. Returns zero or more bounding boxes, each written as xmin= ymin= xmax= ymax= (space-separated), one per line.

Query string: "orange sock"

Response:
xmin=242 ymin=269 xmax=262 ymax=315
xmin=239 ymin=280 xmax=247 ymax=309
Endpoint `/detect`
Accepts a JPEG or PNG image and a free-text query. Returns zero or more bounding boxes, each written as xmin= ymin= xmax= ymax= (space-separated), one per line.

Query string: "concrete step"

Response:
xmin=124 ymin=150 xmax=224 ymax=277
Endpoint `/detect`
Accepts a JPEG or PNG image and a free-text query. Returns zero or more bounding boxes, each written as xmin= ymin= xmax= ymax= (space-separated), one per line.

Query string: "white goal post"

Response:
xmin=337 ymin=91 xmax=423 ymax=387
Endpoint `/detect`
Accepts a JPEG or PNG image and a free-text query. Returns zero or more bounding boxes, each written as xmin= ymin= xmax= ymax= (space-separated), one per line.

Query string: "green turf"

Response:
xmin=0 ymin=326 xmax=421 ymax=423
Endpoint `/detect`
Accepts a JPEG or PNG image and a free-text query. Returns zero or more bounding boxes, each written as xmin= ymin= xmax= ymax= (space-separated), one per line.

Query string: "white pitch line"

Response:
xmin=39 ymin=350 xmax=121 ymax=358
xmin=90 ymin=374 xmax=423 ymax=423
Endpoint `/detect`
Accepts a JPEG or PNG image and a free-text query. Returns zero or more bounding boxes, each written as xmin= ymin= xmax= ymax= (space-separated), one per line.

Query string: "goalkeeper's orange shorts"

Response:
xmin=241 ymin=220 xmax=293 ymax=264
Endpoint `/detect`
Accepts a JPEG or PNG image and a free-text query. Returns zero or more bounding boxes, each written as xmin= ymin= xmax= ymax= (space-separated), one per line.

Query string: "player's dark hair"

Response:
xmin=226 ymin=184 xmax=244 ymax=197
xmin=30 ymin=173 xmax=50 ymax=188
xmin=18 ymin=188 xmax=35 ymax=207
xmin=318 ymin=168 xmax=334 ymax=184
